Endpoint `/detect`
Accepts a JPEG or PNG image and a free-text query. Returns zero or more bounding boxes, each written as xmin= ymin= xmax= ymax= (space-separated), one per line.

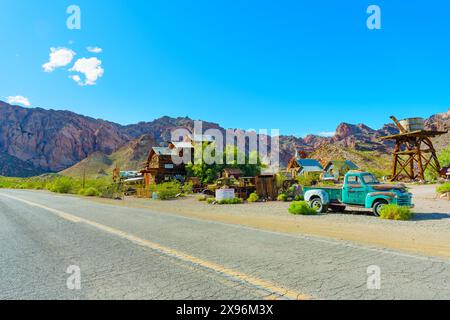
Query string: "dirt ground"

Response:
xmin=89 ymin=184 xmax=450 ymax=260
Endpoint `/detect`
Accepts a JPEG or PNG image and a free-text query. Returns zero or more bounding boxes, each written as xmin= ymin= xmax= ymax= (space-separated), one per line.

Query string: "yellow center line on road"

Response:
xmin=0 ymin=192 xmax=313 ymax=300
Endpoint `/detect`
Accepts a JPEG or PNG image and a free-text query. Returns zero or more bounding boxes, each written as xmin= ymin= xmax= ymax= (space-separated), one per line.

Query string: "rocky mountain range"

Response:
xmin=0 ymin=100 xmax=448 ymax=177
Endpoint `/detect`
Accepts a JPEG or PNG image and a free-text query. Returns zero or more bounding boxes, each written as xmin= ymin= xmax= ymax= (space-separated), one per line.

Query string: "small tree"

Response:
xmin=425 ymin=146 xmax=450 ymax=181
xmin=297 ymin=172 xmax=321 ymax=186
xmin=186 ymin=144 xmax=263 ymax=184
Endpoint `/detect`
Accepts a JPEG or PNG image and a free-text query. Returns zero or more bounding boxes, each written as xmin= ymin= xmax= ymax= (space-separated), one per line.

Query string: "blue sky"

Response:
xmin=0 ymin=0 xmax=449 ymax=136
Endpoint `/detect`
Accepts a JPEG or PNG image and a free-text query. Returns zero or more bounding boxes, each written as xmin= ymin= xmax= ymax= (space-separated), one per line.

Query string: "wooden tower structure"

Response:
xmin=381 ymin=116 xmax=447 ymax=181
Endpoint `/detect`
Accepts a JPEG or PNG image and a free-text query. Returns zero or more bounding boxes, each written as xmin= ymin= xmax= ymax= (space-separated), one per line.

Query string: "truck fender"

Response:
xmin=366 ymin=192 xmax=395 ymax=208
xmin=304 ymin=190 xmax=330 ymax=205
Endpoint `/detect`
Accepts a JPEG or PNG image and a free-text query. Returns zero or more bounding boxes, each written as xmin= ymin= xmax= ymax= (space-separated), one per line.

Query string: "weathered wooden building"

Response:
xmin=222 ymin=168 xmax=243 ymax=179
xmin=141 ymin=147 xmax=186 ymax=186
xmin=324 ymin=160 xmax=359 ymax=178
xmin=287 ymin=158 xmax=324 ymax=178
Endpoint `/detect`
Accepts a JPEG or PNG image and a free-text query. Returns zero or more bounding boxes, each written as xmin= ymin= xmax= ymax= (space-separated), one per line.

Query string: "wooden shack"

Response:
xmin=168 ymin=141 xmax=195 ymax=163
xmin=255 ymin=174 xmax=278 ymax=200
xmin=141 ymin=147 xmax=186 ymax=187
xmin=324 ymin=160 xmax=359 ymax=178
xmin=287 ymin=158 xmax=323 ymax=178
xmin=222 ymin=168 xmax=243 ymax=179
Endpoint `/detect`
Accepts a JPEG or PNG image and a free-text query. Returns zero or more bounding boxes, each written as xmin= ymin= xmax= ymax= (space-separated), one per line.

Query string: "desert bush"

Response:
xmin=275 ymin=173 xmax=287 ymax=189
xmin=288 ymin=201 xmax=317 ymax=215
xmin=0 ymin=175 xmax=117 ymax=198
xmin=207 ymin=197 xmax=216 ymax=204
xmin=198 ymin=195 xmax=208 ymax=201
xmin=99 ymin=183 xmax=123 ymax=199
xmin=46 ymin=176 xmax=79 ymax=194
xmin=437 ymin=183 xmax=450 ymax=194
xmin=277 ymin=193 xmax=288 ymax=202
xmin=83 ymin=187 xmax=100 ymax=197
xmin=247 ymin=192 xmax=259 ymax=203
xmin=297 ymin=173 xmax=321 ymax=187
xmin=0 ymin=176 xmax=48 ymax=190
xmin=425 ymin=146 xmax=450 ymax=181
xmin=379 ymin=204 xmax=414 ymax=221
xmin=150 ymin=181 xmax=182 ymax=200
xmin=294 ymin=195 xmax=304 ymax=201
xmin=217 ymin=198 xmax=243 ymax=205
xmin=182 ymin=182 xmax=194 ymax=194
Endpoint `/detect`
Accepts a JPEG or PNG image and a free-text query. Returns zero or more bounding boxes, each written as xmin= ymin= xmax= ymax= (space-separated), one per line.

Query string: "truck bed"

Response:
xmin=304 ymin=185 xmax=343 ymax=202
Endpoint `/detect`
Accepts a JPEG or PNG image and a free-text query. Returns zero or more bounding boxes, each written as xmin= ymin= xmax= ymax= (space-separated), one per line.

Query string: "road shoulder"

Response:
xmin=80 ymin=191 xmax=450 ymax=260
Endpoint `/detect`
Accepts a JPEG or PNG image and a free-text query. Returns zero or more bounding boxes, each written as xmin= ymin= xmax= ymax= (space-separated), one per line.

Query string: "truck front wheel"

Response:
xmin=373 ymin=200 xmax=388 ymax=217
xmin=310 ymin=197 xmax=328 ymax=214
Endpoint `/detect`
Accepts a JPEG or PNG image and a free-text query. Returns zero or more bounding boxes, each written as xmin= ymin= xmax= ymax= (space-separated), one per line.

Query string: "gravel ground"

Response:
xmin=86 ymin=184 xmax=450 ymax=259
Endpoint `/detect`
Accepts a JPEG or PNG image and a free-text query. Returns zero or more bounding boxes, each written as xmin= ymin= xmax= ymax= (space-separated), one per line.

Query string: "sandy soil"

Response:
xmin=88 ymin=184 xmax=450 ymax=260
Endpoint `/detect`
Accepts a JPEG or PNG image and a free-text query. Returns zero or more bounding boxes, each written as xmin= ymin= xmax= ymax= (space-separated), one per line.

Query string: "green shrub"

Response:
xmin=83 ymin=187 xmax=100 ymax=197
xmin=99 ymin=183 xmax=123 ymax=199
xmin=437 ymin=183 xmax=450 ymax=194
xmin=275 ymin=173 xmax=287 ymax=189
xmin=294 ymin=195 xmax=304 ymax=201
xmin=296 ymin=173 xmax=321 ymax=187
xmin=198 ymin=195 xmax=208 ymax=201
xmin=426 ymin=145 xmax=450 ymax=181
xmin=207 ymin=197 xmax=216 ymax=204
xmin=46 ymin=177 xmax=78 ymax=194
xmin=288 ymin=201 xmax=317 ymax=215
xmin=277 ymin=193 xmax=288 ymax=202
xmin=182 ymin=182 xmax=194 ymax=194
xmin=0 ymin=175 xmax=117 ymax=198
xmin=217 ymin=198 xmax=243 ymax=205
xmin=247 ymin=192 xmax=259 ymax=203
xmin=379 ymin=204 xmax=414 ymax=221
xmin=149 ymin=181 xmax=182 ymax=200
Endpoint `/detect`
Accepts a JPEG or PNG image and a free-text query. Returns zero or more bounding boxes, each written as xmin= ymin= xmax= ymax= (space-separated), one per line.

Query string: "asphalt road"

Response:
xmin=0 ymin=189 xmax=449 ymax=300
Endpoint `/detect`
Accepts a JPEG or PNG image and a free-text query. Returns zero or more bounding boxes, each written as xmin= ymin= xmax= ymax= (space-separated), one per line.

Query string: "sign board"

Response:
xmin=164 ymin=164 xmax=174 ymax=169
xmin=216 ymin=188 xmax=235 ymax=201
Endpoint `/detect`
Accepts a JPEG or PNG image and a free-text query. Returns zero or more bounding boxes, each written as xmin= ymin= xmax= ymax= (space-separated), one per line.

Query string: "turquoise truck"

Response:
xmin=304 ymin=171 xmax=414 ymax=216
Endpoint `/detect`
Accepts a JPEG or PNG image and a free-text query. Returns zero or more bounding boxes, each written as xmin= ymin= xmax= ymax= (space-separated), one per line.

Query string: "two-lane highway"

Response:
xmin=0 ymin=189 xmax=449 ymax=300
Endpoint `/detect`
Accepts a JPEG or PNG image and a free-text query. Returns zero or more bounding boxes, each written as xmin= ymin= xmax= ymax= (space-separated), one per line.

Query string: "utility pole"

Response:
xmin=82 ymin=168 xmax=86 ymax=189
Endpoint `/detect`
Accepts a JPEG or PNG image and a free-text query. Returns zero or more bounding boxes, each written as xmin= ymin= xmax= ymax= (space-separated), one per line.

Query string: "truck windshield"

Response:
xmin=362 ymin=174 xmax=379 ymax=184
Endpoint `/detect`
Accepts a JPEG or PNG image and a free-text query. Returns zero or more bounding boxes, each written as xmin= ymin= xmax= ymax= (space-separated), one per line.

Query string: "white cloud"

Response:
xmin=87 ymin=46 xmax=103 ymax=53
xmin=70 ymin=75 xmax=81 ymax=83
xmin=6 ymin=95 xmax=31 ymax=107
xmin=42 ymin=47 xmax=76 ymax=72
xmin=318 ymin=131 xmax=336 ymax=137
xmin=69 ymin=57 xmax=104 ymax=86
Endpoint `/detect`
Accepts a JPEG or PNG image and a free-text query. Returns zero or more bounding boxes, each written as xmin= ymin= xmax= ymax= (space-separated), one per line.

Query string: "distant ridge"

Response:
xmin=0 ymin=100 xmax=448 ymax=177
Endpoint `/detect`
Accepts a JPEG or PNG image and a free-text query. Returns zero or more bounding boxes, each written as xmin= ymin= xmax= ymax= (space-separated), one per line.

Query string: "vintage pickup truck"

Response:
xmin=304 ymin=171 xmax=414 ymax=216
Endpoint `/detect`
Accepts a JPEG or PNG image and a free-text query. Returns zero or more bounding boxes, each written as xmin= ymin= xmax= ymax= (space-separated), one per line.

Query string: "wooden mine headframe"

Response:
xmin=381 ymin=116 xmax=447 ymax=181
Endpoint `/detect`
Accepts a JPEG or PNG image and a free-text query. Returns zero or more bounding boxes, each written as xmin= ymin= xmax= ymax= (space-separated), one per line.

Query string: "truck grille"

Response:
xmin=397 ymin=195 xmax=412 ymax=206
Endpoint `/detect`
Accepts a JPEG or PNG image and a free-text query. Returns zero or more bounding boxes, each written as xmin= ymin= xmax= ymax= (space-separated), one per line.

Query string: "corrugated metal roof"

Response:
xmin=296 ymin=159 xmax=323 ymax=169
xmin=152 ymin=147 xmax=175 ymax=156
xmin=300 ymin=166 xmax=324 ymax=173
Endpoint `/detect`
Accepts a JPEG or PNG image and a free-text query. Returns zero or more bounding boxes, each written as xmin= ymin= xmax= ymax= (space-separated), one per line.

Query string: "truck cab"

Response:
xmin=304 ymin=171 xmax=414 ymax=216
